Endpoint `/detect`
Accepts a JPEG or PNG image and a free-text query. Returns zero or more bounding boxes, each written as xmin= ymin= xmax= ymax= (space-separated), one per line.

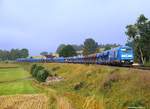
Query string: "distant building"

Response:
xmin=76 ymin=50 xmax=83 ymax=56
xmin=52 ymin=53 xmax=59 ymax=58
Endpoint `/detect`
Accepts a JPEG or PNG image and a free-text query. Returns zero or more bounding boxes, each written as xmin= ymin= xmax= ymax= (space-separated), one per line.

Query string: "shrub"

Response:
xmin=32 ymin=66 xmax=44 ymax=77
xmin=36 ymin=69 xmax=49 ymax=82
xmin=30 ymin=64 xmax=37 ymax=75
xmin=74 ymin=81 xmax=85 ymax=90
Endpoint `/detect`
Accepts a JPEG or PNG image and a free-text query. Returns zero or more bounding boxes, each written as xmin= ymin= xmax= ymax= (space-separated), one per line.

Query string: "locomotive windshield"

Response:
xmin=120 ymin=47 xmax=133 ymax=58
xmin=121 ymin=48 xmax=132 ymax=53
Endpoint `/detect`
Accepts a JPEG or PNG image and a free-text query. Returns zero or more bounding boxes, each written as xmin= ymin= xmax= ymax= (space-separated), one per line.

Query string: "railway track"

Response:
xmin=102 ymin=64 xmax=150 ymax=71
xmin=131 ymin=66 xmax=150 ymax=70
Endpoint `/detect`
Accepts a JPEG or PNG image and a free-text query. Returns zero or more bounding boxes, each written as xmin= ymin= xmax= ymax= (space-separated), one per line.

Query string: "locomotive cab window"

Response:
xmin=121 ymin=48 xmax=132 ymax=53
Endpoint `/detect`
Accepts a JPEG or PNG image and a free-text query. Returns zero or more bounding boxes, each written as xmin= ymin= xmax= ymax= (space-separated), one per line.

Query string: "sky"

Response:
xmin=0 ymin=0 xmax=150 ymax=55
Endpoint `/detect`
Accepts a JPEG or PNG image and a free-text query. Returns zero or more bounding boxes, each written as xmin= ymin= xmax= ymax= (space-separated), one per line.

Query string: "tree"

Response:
xmin=0 ymin=48 xmax=29 ymax=61
xmin=71 ymin=44 xmax=83 ymax=51
xmin=125 ymin=14 xmax=150 ymax=64
xmin=36 ymin=70 xmax=49 ymax=82
xmin=21 ymin=49 xmax=29 ymax=58
xmin=32 ymin=66 xmax=44 ymax=77
xmin=59 ymin=45 xmax=77 ymax=57
xmin=10 ymin=49 xmax=21 ymax=60
xmin=40 ymin=51 xmax=48 ymax=56
xmin=30 ymin=65 xmax=49 ymax=82
xmin=56 ymin=44 xmax=66 ymax=53
xmin=83 ymin=38 xmax=98 ymax=55
xmin=125 ymin=41 xmax=134 ymax=48
xmin=104 ymin=46 xmax=111 ymax=51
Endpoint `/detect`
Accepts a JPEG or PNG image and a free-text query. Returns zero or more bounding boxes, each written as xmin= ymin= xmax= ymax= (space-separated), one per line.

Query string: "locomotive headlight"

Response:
xmin=121 ymin=55 xmax=133 ymax=58
xmin=122 ymin=60 xmax=125 ymax=63
xmin=121 ymin=55 xmax=126 ymax=57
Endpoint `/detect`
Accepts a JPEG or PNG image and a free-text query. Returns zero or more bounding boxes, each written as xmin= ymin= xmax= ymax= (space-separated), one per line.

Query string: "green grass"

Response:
xmin=0 ymin=68 xmax=31 ymax=82
xmin=0 ymin=63 xmax=41 ymax=95
xmin=0 ymin=80 xmax=40 ymax=95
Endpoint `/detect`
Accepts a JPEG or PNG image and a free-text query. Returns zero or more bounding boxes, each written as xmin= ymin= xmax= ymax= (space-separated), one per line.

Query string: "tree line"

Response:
xmin=56 ymin=39 xmax=99 ymax=57
xmin=56 ymin=38 xmax=119 ymax=57
xmin=0 ymin=49 xmax=29 ymax=61
xmin=56 ymin=42 xmax=119 ymax=56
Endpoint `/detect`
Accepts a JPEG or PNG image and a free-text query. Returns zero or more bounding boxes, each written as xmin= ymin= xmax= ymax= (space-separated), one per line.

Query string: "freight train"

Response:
xmin=16 ymin=46 xmax=134 ymax=66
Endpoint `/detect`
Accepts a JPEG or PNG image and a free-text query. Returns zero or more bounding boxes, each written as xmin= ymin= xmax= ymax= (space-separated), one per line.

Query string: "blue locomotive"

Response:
xmin=96 ymin=46 xmax=134 ymax=65
xmin=16 ymin=46 xmax=134 ymax=66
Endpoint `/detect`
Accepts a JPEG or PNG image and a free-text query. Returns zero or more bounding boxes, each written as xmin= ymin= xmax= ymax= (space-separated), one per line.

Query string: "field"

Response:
xmin=32 ymin=63 xmax=150 ymax=109
xmin=0 ymin=63 xmax=150 ymax=109
xmin=0 ymin=94 xmax=48 ymax=109
xmin=0 ymin=67 xmax=30 ymax=82
xmin=0 ymin=64 xmax=40 ymax=95
xmin=0 ymin=63 xmax=48 ymax=109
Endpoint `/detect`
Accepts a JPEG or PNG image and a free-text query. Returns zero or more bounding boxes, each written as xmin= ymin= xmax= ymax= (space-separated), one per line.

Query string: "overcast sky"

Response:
xmin=0 ymin=0 xmax=150 ymax=55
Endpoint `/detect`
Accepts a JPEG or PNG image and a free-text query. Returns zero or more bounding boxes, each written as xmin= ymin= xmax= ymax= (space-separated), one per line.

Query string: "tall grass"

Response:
xmin=19 ymin=63 xmax=150 ymax=109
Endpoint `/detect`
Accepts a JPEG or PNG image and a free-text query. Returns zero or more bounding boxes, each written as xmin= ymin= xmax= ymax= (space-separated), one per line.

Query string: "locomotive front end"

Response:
xmin=120 ymin=47 xmax=134 ymax=65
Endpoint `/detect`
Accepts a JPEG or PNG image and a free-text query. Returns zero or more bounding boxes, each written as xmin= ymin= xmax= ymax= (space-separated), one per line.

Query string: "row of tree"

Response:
xmin=56 ymin=44 xmax=83 ymax=54
xmin=56 ymin=38 xmax=120 ymax=57
xmin=57 ymin=38 xmax=101 ymax=57
xmin=0 ymin=49 xmax=29 ymax=61
xmin=126 ymin=14 xmax=150 ymax=64
xmin=56 ymin=43 xmax=119 ymax=55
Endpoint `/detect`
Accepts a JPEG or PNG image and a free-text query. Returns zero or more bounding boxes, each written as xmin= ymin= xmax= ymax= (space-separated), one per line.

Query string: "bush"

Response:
xmin=36 ymin=69 xmax=49 ymax=82
xmin=74 ymin=81 xmax=85 ymax=90
xmin=30 ymin=64 xmax=37 ymax=75
xmin=32 ymin=66 xmax=44 ymax=77
xmin=30 ymin=65 xmax=50 ymax=82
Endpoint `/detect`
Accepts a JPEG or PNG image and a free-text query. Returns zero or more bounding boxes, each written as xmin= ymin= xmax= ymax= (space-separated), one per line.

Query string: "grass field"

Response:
xmin=33 ymin=63 xmax=150 ymax=109
xmin=0 ymin=63 xmax=49 ymax=109
xmin=0 ymin=68 xmax=31 ymax=82
xmin=1 ymin=63 xmax=150 ymax=109
xmin=0 ymin=63 xmax=40 ymax=95
xmin=0 ymin=63 xmax=67 ymax=109
xmin=0 ymin=80 xmax=41 ymax=95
